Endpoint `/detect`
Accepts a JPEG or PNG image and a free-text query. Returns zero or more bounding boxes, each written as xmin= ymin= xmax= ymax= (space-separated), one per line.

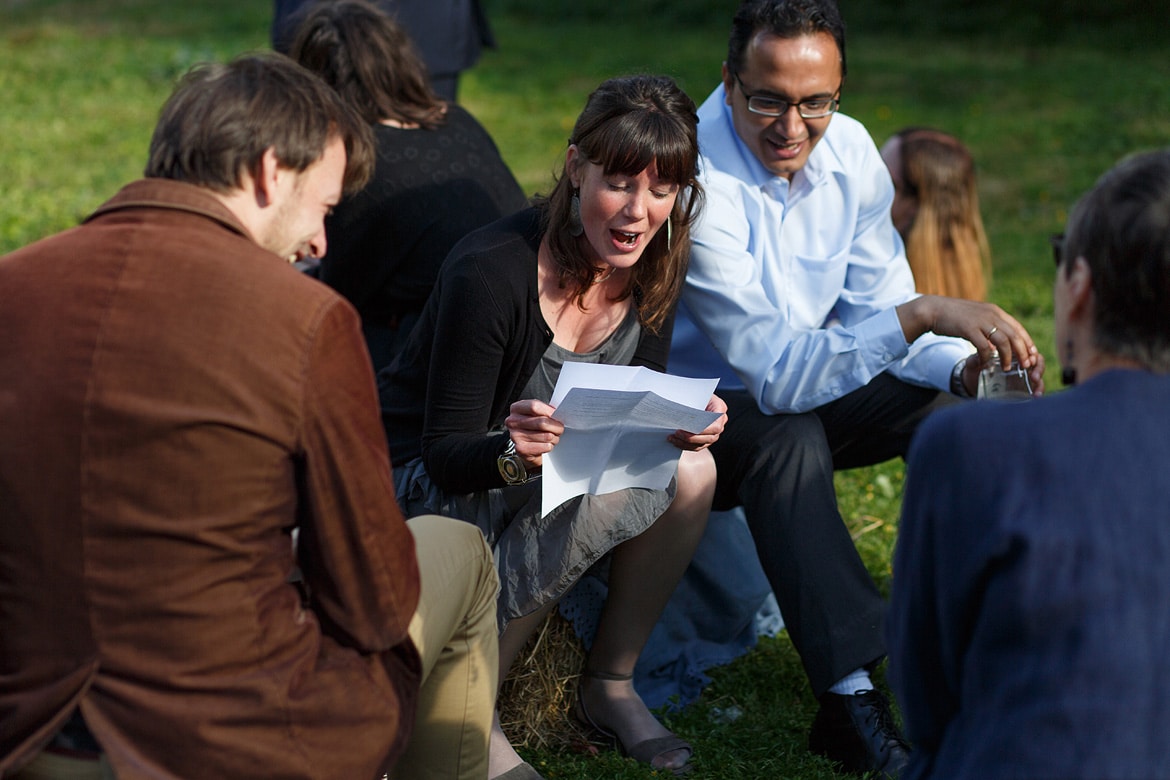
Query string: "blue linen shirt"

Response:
xmin=670 ymin=84 xmax=971 ymax=413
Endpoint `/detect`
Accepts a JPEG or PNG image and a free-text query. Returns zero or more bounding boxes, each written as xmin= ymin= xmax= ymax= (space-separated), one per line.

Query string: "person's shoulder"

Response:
xmin=696 ymin=83 xmax=727 ymax=124
xmin=903 ymin=402 xmax=1006 ymax=500
xmin=432 ymin=210 xmax=538 ymax=318
xmin=696 ymin=86 xmax=737 ymax=159
xmin=909 ymin=400 xmax=964 ymax=456
xmin=442 ymin=207 xmax=540 ymax=276
xmin=697 ymin=157 xmax=753 ymax=203
xmin=431 ymin=103 xmax=478 ymax=138
xmin=443 ymin=102 xmax=485 ymax=129
xmin=911 ymin=391 xmax=1072 ymax=471
xmin=0 ymin=223 xmax=85 ymax=268
xmin=440 ymin=103 xmax=510 ymax=151
xmin=825 ymin=112 xmax=871 ymax=140
xmin=817 ymin=113 xmax=880 ymax=168
xmin=695 ymin=121 xmax=758 ymax=203
xmin=457 ymin=206 xmax=539 ymax=249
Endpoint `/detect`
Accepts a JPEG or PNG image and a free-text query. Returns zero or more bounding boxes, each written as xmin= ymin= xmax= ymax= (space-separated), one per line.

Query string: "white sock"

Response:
xmin=827 ymin=668 xmax=873 ymax=696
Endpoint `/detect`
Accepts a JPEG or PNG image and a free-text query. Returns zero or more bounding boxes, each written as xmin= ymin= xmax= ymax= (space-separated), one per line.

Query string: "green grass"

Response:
xmin=3 ymin=1 xmax=1169 ymax=777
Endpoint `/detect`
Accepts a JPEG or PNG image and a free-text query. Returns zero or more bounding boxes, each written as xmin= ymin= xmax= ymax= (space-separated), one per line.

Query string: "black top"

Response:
xmin=378 ymin=207 xmax=675 ymax=493
xmin=318 ymin=105 xmax=526 ymax=329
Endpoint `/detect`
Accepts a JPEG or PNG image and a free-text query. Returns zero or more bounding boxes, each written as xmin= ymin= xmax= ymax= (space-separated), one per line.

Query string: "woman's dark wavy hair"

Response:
xmin=289 ymin=0 xmax=446 ymax=129
xmin=1063 ymin=147 xmax=1170 ymax=372
xmin=145 ymin=52 xmax=374 ymax=196
xmin=541 ymin=74 xmax=703 ymax=335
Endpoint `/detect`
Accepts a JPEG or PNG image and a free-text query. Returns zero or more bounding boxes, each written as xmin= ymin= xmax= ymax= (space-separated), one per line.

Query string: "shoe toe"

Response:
xmin=808 ymin=690 xmax=910 ymax=778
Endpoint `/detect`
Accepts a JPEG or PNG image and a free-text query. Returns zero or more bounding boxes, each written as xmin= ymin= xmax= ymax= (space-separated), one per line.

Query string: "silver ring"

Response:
xmin=985 ymin=326 xmax=998 ymax=338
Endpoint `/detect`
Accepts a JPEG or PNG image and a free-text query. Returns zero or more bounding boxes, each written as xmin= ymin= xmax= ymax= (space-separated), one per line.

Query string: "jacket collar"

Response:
xmin=86 ymin=179 xmax=255 ymax=243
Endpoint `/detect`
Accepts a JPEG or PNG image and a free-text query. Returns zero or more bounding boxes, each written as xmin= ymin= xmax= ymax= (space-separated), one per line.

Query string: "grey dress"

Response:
xmin=394 ymin=305 xmax=675 ymax=627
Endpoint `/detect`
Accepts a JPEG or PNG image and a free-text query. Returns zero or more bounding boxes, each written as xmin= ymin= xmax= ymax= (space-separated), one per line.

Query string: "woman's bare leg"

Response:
xmin=579 ymin=449 xmax=715 ymax=771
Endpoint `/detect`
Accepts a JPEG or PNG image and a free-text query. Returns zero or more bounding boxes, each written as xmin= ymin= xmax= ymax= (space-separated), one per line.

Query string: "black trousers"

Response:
xmin=711 ymin=374 xmax=956 ymax=697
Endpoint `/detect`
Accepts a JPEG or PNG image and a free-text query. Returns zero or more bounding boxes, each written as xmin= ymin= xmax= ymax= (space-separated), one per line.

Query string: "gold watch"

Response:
xmin=497 ymin=439 xmax=529 ymax=485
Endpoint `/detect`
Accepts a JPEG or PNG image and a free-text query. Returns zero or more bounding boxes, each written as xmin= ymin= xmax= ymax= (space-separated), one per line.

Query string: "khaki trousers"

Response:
xmin=9 ymin=754 xmax=115 ymax=780
xmin=393 ymin=515 xmax=499 ymax=780
xmin=15 ymin=515 xmax=499 ymax=780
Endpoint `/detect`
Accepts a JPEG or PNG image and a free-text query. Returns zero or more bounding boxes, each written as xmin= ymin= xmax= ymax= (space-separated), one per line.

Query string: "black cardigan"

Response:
xmin=378 ymin=207 xmax=674 ymax=493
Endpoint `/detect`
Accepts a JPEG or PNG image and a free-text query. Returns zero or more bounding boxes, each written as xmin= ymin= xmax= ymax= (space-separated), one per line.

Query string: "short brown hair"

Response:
xmin=145 ymin=52 xmax=375 ymax=195
xmin=1064 ymin=148 xmax=1170 ymax=371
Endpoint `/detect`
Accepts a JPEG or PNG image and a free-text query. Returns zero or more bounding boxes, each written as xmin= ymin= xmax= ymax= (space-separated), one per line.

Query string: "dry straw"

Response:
xmin=497 ymin=612 xmax=595 ymax=751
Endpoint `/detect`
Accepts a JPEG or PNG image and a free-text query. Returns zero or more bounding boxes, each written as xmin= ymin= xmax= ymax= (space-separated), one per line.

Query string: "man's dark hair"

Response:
xmin=1063 ymin=148 xmax=1170 ymax=372
xmin=727 ymin=0 xmax=847 ymax=80
xmin=145 ymin=52 xmax=375 ymax=195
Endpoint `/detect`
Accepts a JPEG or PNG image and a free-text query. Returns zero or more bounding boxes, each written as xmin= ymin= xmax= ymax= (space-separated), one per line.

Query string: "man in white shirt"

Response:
xmin=669 ymin=0 xmax=1045 ymax=776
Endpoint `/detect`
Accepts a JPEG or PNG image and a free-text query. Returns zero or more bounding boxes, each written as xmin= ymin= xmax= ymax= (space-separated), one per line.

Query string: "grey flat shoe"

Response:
xmin=573 ymin=671 xmax=694 ymax=776
xmin=491 ymin=761 xmax=545 ymax=780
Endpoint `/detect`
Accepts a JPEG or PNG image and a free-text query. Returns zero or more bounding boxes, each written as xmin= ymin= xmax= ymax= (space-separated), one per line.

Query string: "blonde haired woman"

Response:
xmin=881 ymin=127 xmax=991 ymax=301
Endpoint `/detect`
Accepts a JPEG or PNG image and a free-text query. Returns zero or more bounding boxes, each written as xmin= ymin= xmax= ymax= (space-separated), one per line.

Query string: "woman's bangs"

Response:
xmin=590 ymin=112 xmax=695 ymax=185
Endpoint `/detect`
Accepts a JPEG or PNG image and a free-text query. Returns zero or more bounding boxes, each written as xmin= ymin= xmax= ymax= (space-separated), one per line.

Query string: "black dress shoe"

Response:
xmin=808 ymin=689 xmax=910 ymax=778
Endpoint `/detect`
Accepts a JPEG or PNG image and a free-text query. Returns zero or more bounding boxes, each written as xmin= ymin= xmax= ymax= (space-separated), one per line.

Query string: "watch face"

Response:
xmin=498 ymin=454 xmax=527 ymax=484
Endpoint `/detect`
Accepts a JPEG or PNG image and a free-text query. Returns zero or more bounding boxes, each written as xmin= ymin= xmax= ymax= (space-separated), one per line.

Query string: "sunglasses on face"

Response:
xmin=1050 ymin=233 xmax=1064 ymax=267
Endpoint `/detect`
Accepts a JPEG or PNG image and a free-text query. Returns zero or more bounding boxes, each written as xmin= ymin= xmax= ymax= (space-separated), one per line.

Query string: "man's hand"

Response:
xmin=954 ymin=350 xmax=1047 ymax=398
xmin=897 ymin=294 xmax=1045 ymax=378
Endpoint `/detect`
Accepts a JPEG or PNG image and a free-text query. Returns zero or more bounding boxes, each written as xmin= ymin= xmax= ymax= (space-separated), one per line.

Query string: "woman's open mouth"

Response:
xmin=612 ymin=229 xmax=639 ymax=247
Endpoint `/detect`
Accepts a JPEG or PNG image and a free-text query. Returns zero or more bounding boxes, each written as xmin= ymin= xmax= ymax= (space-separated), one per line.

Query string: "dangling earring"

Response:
xmin=1061 ymin=338 xmax=1078 ymax=386
xmin=568 ymin=192 xmax=584 ymax=237
xmin=665 ymin=216 xmax=673 ymax=253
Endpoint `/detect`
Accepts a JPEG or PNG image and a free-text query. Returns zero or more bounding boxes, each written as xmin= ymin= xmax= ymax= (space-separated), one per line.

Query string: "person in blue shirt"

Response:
xmin=888 ymin=148 xmax=1170 ymax=779
xmin=668 ymin=0 xmax=1046 ymax=776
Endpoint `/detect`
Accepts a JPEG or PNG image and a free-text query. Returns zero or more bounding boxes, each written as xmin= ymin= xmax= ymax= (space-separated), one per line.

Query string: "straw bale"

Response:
xmin=497 ymin=611 xmax=594 ymax=751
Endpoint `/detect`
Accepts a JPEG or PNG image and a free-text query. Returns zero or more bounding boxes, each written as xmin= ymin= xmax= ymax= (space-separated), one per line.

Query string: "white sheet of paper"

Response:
xmin=541 ymin=363 xmax=720 ymax=517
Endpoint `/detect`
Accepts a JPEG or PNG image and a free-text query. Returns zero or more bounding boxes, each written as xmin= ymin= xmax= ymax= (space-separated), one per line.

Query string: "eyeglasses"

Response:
xmin=732 ymin=73 xmax=840 ymax=119
xmin=1050 ymin=233 xmax=1064 ymax=267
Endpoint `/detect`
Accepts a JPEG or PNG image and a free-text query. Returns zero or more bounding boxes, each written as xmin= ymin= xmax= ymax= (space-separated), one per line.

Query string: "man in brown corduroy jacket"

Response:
xmin=0 ymin=53 xmax=498 ymax=780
